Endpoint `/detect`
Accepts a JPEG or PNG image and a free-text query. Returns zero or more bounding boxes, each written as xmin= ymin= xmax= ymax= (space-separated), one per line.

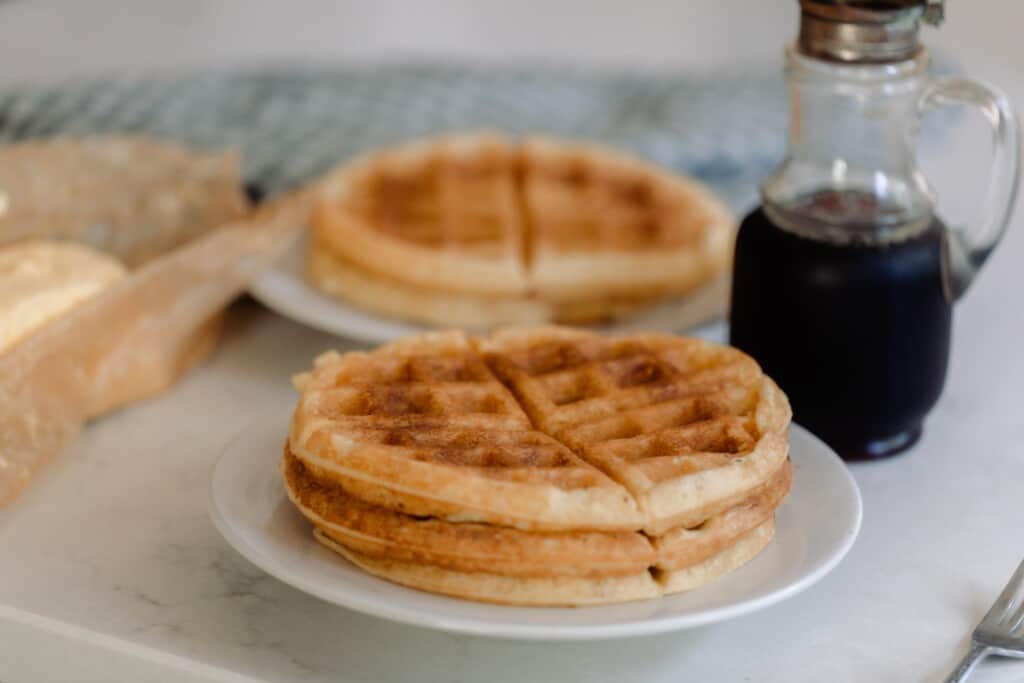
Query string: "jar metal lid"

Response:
xmin=798 ymin=0 xmax=944 ymax=64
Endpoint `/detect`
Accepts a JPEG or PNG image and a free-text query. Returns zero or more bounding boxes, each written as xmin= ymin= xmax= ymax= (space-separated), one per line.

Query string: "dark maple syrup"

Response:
xmin=729 ymin=191 xmax=952 ymax=460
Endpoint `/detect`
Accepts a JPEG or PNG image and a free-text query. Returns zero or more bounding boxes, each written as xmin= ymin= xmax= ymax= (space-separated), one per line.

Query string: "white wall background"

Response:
xmin=0 ymin=0 xmax=1019 ymax=85
xmin=2 ymin=1 xmax=1017 ymax=231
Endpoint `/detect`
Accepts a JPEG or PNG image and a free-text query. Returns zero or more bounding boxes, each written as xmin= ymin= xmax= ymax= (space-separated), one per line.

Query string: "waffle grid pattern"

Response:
xmin=522 ymin=144 xmax=696 ymax=251
xmin=294 ymin=330 xmax=780 ymax=527
xmin=295 ymin=341 xmax=613 ymax=484
xmin=344 ymin=139 xmax=520 ymax=253
xmin=483 ymin=333 xmax=762 ymax=486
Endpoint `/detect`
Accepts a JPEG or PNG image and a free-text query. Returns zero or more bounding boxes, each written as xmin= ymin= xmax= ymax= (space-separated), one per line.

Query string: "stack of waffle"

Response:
xmin=308 ymin=134 xmax=734 ymax=327
xmin=284 ymin=326 xmax=792 ymax=606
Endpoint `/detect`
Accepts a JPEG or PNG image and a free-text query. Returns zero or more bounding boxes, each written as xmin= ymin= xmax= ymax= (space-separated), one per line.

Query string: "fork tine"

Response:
xmin=1010 ymin=600 xmax=1024 ymax=634
xmin=983 ymin=559 xmax=1024 ymax=626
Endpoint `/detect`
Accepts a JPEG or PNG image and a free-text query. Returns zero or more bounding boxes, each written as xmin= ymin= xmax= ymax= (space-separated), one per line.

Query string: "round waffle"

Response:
xmin=285 ymin=326 xmax=793 ymax=605
xmin=309 ymin=133 xmax=734 ymax=325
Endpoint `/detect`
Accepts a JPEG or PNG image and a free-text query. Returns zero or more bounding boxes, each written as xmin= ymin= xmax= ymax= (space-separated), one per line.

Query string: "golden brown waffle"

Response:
xmin=285 ymin=448 xmax=789 ymax=577
xmin=283 ymin=450 xmax=656 ymax=578
xmin=287 ymin=452 xmax=788 ymax=606
xmin=653 ymin=459 xmax=791 ymax=571
xmin=285 ymin=327 xmax=792 ymax=605
xmin=309 ymin=133 xmax=734 ymax=326
xmin=478 ymin=327 xmax=791 ymax=535
xmin=655 ymin=519 xmax=775 ymax=596
xmin=307 ymin=240 xmax=664 ymax=328
xmin=521 ymin=137 xmax=734 ymax=302
xmin=289 ymin=330 xmax=643 ymax=531
xmin=312 ymin=133 xmax=529 ymax=298
xmin=313 ymin=520 xmax=775 ymax=606
xmin=316 ymin=530 xmax=662 ymax=607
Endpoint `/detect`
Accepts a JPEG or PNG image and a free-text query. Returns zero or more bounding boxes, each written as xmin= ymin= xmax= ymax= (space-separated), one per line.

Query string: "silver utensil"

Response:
xmin=944 ymin=558 xmax=1024 ymax=682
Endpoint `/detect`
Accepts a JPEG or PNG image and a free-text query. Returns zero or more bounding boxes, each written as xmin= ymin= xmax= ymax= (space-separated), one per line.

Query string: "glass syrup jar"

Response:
xmin=729 ymin=0 xmax=1020 ymax=460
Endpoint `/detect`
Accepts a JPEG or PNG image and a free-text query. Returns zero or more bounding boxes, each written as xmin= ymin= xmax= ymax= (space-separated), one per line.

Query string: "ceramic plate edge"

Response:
xmin=208 ymin=423 xmax=862 ymax=641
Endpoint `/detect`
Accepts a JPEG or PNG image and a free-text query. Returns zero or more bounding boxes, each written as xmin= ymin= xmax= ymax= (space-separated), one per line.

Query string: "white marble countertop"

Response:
xmin=1 ymin=2 xmax=1024 ymax=682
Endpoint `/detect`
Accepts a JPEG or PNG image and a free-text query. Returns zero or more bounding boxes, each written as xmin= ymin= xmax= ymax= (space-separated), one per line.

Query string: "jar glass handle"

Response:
xmin=918 ymin=77 xmax=1020 ymax=299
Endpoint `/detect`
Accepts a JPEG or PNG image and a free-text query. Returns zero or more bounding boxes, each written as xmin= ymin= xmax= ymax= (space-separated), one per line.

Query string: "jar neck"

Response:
xmin=762 ymin=47 xmax=935 ymax=243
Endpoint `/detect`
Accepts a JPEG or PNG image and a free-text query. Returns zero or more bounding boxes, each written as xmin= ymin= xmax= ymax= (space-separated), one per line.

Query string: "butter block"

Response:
xmin=0 ymin=240 xmax=126 ymax=354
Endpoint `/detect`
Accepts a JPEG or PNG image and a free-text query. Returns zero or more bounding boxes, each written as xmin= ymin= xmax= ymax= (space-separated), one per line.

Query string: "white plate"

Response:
xmin=248 ymin=233 xmax=729 ymax=344
xmin=209 ymin=417 xmax=861 ymax=641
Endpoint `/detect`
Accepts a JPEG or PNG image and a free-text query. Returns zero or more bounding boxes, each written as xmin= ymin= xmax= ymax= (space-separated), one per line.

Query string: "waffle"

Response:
xmin=283 ymin=450 xmax=655 ymax=578
xmin=289 ymin=330 xmax=644 ymax=531
xmin=479 ymin=327 xmax=791 ymax=535
xmin=286 ymin=448 xmax=789 ymax=578
xmin=317 ymin=530 xmax=662 ymax=606
xmin=285 ymin=327 xmax=792 ymax=605
xmin=288 ymin=451 xmax=788 ymax=606
xmin=655 ymin=519 xmax=775 ymax=596
xmin=653 ymin=458 xmax=790 ymax=571
xmin=307 ymin=240 xmax=662 ymax=328
xmin=309 ymin=133 xmax=733 ymax=325
xmin=314 ymin=518 xmax=774 ymax=606
xmin=521 ymin=137 xmax=734 ymax=302
xmin=312 ymin=133 xmax=529 ymax=298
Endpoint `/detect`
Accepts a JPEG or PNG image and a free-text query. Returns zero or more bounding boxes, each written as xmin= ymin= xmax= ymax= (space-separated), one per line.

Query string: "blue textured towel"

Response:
xmin=0 ymin=61 xmax=955 ymax=210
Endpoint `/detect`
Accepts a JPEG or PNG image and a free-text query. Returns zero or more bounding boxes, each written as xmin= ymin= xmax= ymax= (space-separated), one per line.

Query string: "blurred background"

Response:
xmin=0 ymin=1 xmax=1017 ymax=81
xmin=0 ymin=0 xmax=1018 ymax=221
xmin=2 ymin=1 xmax=801 ymax=80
